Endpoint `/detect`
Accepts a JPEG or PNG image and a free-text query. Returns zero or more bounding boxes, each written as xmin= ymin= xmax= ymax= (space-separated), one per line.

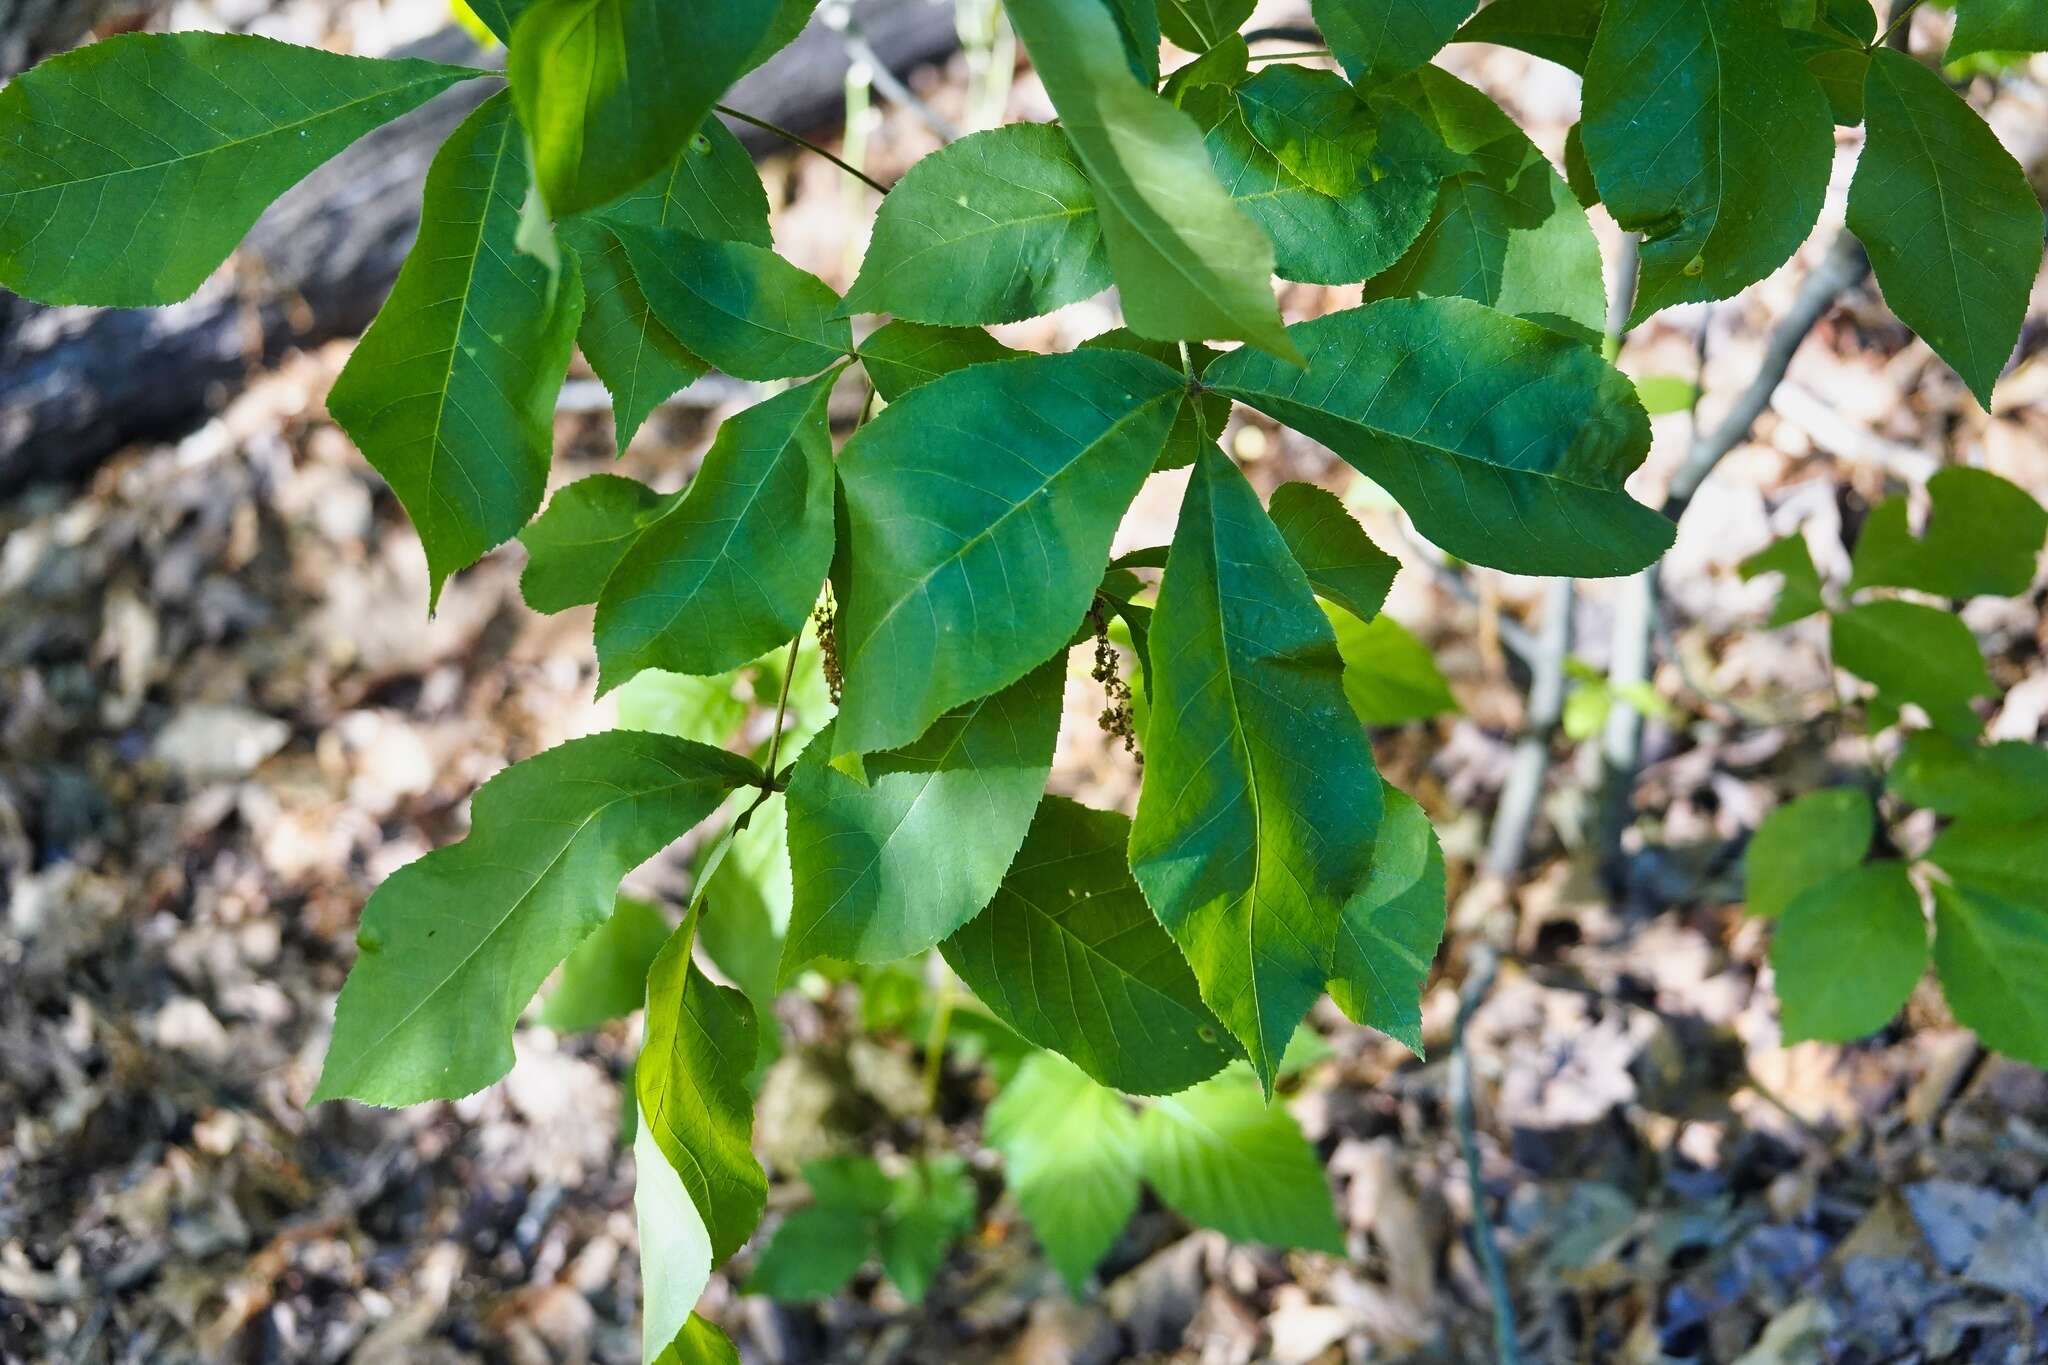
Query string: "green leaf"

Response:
xmin=326 ymin=93 xmax=584 ymax=607
xmin=1927 ymin=816 xmax=2048 ymax=906
xmin=1268 ymin=482 xmax=1399 ymax=624
xmin=1787 ymin=32 xmax=1868 ymax=126
xmin=943 ymin=798 xmax=1235 ymax=1094
xmin=877 ymin=1155 xmax=978 ymax=1303
xmin=858 ymin=321 xmax=1025 ymax=402
xmin=1004 ymin=0 xmax=1298 ymax=358
xmin=1452 ymin=0 xmax=1602 ymax=71
xmin=0 ymin=34 xmax=480 ymax=307
xmin=634 ymin=1115 xmax=714 ymax=1365
xmin=1847 ymin=49 xmax=2045 ymax=408
xmin=1633 ymin=374 xmax=1700 ymax=415
xmin=1563 ymin=120 xmax=1599 ymax=207
xmin=1129 ymin=446 xmax=1384 ymax=1091
xmin=696 ymin=791 xmax=794 ymax=1007
xmin=1830 ymin=599 xmax=1995 ymax=737
xmin=743 ymin=0 xmax=825 ymax=74
xmin=1329 ymin=608 xmax=1459 ymax=725
xmin=311 ymin=732 xmax=759 ymax=1106
xmin=1206 ymin=299 xmax=1668 ymax=577
xmin=1312 ymin=0 xmax=1477 ymax=82
xmin=843 ymin=122 xmax=1112 ymax=325
xmin=1849 ymin=468 xmax=2047 ymax=599
xmin=465 ymin=0 xmax=537 ymax=42
xmin=619 ymin=226 xmax=852 ymax=380
xmin=1948 ymin=0 xmax=2048 ymax=60
xmin=783 ymin=658 xmax=1064 ymax=971
xmin=537 ymin=895 xmax=670 ymax=1032
xmin=1328 ymin=784 xmax=1445 ymax=1053
xmin=519 ymin=474 xmax=671 ymax=613
xmin=1744 ymin=788 xmax=1874 ymax=919
xmin=1157 ymin=0 xmax=1256 ymax=50
xmin=1887 ymin=732 xmax=2048 ymax=824
xmin=594 ymin=373 xmax=837 ymax=690
xmin=509 ymin=0 xmax=775 ymax=217
xmin=1366 ymin=68 xmax=1607 ymax=345
xmin=1077 ymin=328 xmax=1231 ymax=468
xmin=986 ymin=1051 xmax=1142 ymax=1293
xmin=615 ymin=669 xmax=752 ymax=749
xmin=1772 ymin=861 xmax=1927 ymax=1043
xmin=1161 ymin=34 xmax=1252 ymax=102
xmin=744 ymin=1206 xmax=873 ymax=1301
xmin=1136 ymin=1067 xmax=1345 ymax=1252
xmin=1581 ymin=0 xmax=1833 ymax=323
xmin=1739 ymin=533 xmax=1826 ymax=627
xmin=830 ymin=349 xmax=1181 ymax=760
xmin=636 ymin=913 xmax=768 ymax=1266
xmin=654 ymin=1316 xmax=740 ymax=1365
xmin=1182 ymin=67 xmax=1448 ymax=287
xmin=1932 ymin=880 xmax=2048 ymax=1068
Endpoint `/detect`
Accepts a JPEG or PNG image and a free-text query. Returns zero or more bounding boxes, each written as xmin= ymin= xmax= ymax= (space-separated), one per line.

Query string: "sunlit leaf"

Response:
xmin=1772 ymin=860 xmax=1926 ymax=1043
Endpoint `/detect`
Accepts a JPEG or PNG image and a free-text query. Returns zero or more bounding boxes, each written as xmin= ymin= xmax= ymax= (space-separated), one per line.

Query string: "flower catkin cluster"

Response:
xmin=1091 ymin=610 xmax=1141 ymax=765
xmin=813 ymin=597 xmax=843 ymax=706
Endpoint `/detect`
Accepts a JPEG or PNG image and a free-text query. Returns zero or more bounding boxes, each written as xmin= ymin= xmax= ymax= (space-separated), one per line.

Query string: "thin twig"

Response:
xmin=843 ymin=25 xmax=960 ymax=142
xmin=1243 ymin=25 xmax=1324 ymax=46
xmin=1871 ymin=0 xmax=1925 ymax=50
xmin=1483 ymin=578 xmax=1574 ymax=878
xmin=715 ymin=103 xmax=890 ymax=194
xmin=1247 ymin=48 xmax=1333 ymax=62
xmin=1450 ymin=946 xmax=1520 ymax=1365
xmin=763 ymin=629 xmax=804 ymax=784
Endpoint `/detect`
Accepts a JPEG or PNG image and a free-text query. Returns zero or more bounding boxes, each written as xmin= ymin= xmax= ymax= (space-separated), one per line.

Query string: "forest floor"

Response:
xmin=5 ymin=12 xmax=2048 ymax=1365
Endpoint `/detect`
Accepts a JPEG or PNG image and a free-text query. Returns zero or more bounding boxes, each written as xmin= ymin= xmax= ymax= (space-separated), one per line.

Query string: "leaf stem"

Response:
xmin=1870 ymin=0 xmax=1924 ymax=50
xmin=715 ymin=103 xmax=890 ymax=195
xmin=1247 ymin=48 xmax=1332 ymax=62
xmin=763 ymin=629 xmax=803 ymax=785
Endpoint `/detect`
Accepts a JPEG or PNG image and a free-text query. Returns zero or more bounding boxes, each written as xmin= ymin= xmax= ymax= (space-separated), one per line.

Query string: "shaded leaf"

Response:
xmin=1312 ymin=0 xmax=1477 ymax=82
xmin=1932 ymin=880 xmax=2048 ymax=1068
xmin=1927 ymin=816 xmax=2048 ymax=907
xmin=877 ymin=1156 xmax=978 ymax=1303
xmin=1745 ymin=788 xmax=1873 ymax=919
xmin=1268 ymin=481 xmax=1398 ymax=624
xmin=1329 ymin=607 xmax=1459 ymax=725
xmin=1773 ymin=861 xmax=1926 ymax=1043
xmin=1887 ymin=732 xmax=2048 ymax=824
xmin=620 ymin=226 xmax=851 ymax=380
xmin=986 ymin=1052 xmax=1142 ymax=1293
xmin=538 ymin=895 xmax=671 ymax=1033
xmin=1831 ymin=600 xmax=1994 ymax=737
xmin=1157 ymin=0 xmax=1257 ymax=50
xmin=1849 ymin=467 xmax=2047 ymax=599
xmin=1739 ymin=533 xmax=1826 ymax=627
xmin=1453 ymin=0 xmax=1601 ymax=70
xmin=519 ymin=474 xmax=672 ymax=614
xmin=1947 ymin=0 xmax=2048 ymax=60
xmin=744 ymin=1206 xmax=873 ymax=1301
xmin=1328 ymin=784 xmax=1445 ymax=1052
xmin=858 ymin=321 xmax=1025 ymax=402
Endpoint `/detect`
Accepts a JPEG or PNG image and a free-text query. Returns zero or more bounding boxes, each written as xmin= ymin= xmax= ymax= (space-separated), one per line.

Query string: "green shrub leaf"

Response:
xmin=831 ymin=349 xmax=1180 ymax=760
xmin=943 ymin=798 xmax=1236 ymax=1095
xmin=618 ymin=226 xmax=852 ymax=380
xmin=1927 ymin=817 xmax=2048 ymax=907
xmin=876 ymin=1155 xmax=978 ymax=1303
xmin=858 ymin=322 xmax=1026 ymax=402
xmin=1157 ymin=0 xmax=1257 ymax=50
xmin=1947 ymin=0 xmax=2048 ymax=61
xmin=1848 ymin=49 xmax=2045 ymax=408
xmin=1077 ymin=330 xmax=1231 ymax=469
xmin=1136 ymin=1067 xmax=1345 ymax=1252
xmin=1772 ymin=861 xmax=1927 ymax=1043
xmin=313 ymin=732 xmax=761 ymax=1106
xmin=0 ymin=34 xmax=480 ymax=307
xmin=783 ymin=659 xmax=1064 ymax=971
xmin=537 ymin=895 xmax=671 ymax=1033
xmin=594 ymin=373 xmax=837 ymax=690
xmin=1932 ymin=881 xmax=2048 ymax=1069
xmin=1887 ymin=732 xmax=2048 ymax=824
xmin=1206 ymin=299 xmax=1668 ymax=578
xmin=1129 ymin=446 xmax=1384 ymax=1091
xmin=520 ymin=474 xmax=672 ymax=614
xmin=1739 ymin=533 xmax=1827 ymax=627
xmin=1268 ymin=481 xmax=1399 ymax=624
xmin=654 ymin=1316 xmax=739 ymax=1365
xmin=1830 ymin=600 xmax=1995 ymax=738
xmin=465 ymin=0 xmax=535 ymax=42
xmin=744 ymin=1206 xmax=874 ymax=1301
xmin=1582 ymin=0 xmax=1833 ymax=323
xmin=327 ymin=93 xmax=585 ymax=608
xmin=986 ymin=1051 xmax=1143 ymax=1293
xmin=1312 ymin=0 xmax=1476 ymax=82
xmin=1744 ymin=788 xmax=1874 ymax=919
xmin=843 ymin=123 xmax=1111 ymax=325
xmin=1452 ymin=0 xmax=1601 ymax=71
xmin=1849 ymin=467 xmax=2047 ymax=599
xmin=1328 ymin=784 xmax=1446 ymax=1053
xmin=633 ymin=1117 xmax=714 ymax=1365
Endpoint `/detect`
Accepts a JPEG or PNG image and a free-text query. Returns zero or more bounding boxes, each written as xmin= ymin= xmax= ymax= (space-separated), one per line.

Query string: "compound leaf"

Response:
xmin=1312 ymin=0 xmax=1477 ymax=82
xmin=1772 ymin=860 xmax=1927 ymax=1043
xmin=1745 ymin=788 xmax=1874 ymax=919
xmin=520 ymin=473 xmax=673 ymax=614
xmin=1932 ymin=880 xmax=2048 ymax=1069
xmin=858 ymin=322 xmax=1026 ymax=402
xmin=1849 ymin=468 xmax=2046 ymax=599
xmin=986 ymin=1051 xmax=1142 ymax=1293
xmin=538 ymin=894 xmax=671 ymax=1033
xmin=619 ymin=225 xmax=851 ymax=380
xmin=1830 ymin=600 xmax=1994 ymax=738
xmin=1328 ymin=784 xmax=1445 ymax=1053
xmin=1268 ymin=481 xmax=1398 ymax=624
xmin=1739 ymin=533 xmax=1826 ymax=627
xmin=1077 ymin=329 xmax=1231 ymax=469
xmin=1888 ymin=732 xmax=2048 ymax=824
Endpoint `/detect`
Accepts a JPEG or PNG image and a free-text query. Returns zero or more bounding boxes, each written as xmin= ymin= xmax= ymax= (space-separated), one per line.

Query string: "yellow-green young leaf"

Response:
xmin=1181 ymin=68 xmax=1450 ymax=287
xmin=1076 ymin=328 xmax=1232 ymax=468
xmin=1366 ymin=68 xmax=1607 ymax=345
xmin=1830 ymin=600 xmax=1994 ymax=738
xmin=1744 ymin=788 xmax=1874 ymax=919
xmin=783 ymin=659 xmax=1064 ymax=971
xmin=654 ymin=1316 xmax=740 ymax=1365
xmin=637 ymin=915 xmax=767 ymax=1266
xmin=830 ymin=349 xmax=1181 ymax=760
xmin=1633 ymin=374 xmax=1701 ymax=415
xmin=1932 ymin=880 xmax=2048 ymax=1068
xmin=0 ymin=34 xmax=480 ymax=307
xmin=519 ymin=474 xmax=672 ymax=614
xmin=1582 ymin=0 xmax=1833 ymax=324
xmin=1207 ymin=300 xmax=1668 ymax=578
xmin=1157 ymin=0 xmax=1256 ymax=49
xmin=1948 ymin=0 xmax=2048 ymax=60
xmin=942 ymin=798 xmax=1235 ymax=1095
xmin=509 ymin=0 xmax=776 ymax=217
xmin=1268 ymin=482 xmax=1398 ymax=624
xmin=1328 ymin=784 xmax=1445 ymax=1053
xmin=1772 ymin=861 xmax=1927 ymax=1043
xmin=618 ymin=226 xmax=851 ymax=381
xmin=634 ymin=1117 xmax=713 ymax=1365
xmin=1850 ymin=469 xmax=2047 ymax=600
xmin=1130 ymin=447 xmax=1384 ymax=1091
xmin=842 ymin=123 xmax=1112 ymax=325
xmin=537 ymin=895 xmax=670 ymax=1033
xmin=1136 ymin=1067 xmax=1346 ymax=1252
xmin=328 ymin=94 xmax=584 ymax=608
xmin=1887 ymin=732 xmax=2048 ymax=824
xmin=858 ymin=321 xmax=1026 ymax=402
xmin=1328 ymin=608 xmax=1459 ymax=725
xmin=594 ymin=373 xmax=837 ymax=690
xmin=312 ymin=732 xmax=761 ymax=1106
xmin=1739 ymin=533 xmax=1826 ymax=627
xmin=1452 ymin=0 xmax=1601 ymax=71
xmin=986 ymin=1051 xmax=1142 ymax=1293
xmin=1005 ymin=0 xmax=1297 ymax=359
xmin=1312 ymin=0 xmax=1477 ymax=82
xmin=1927 ymin=816 xmax=2048 ymax=907
xmin=616 ymin=669 xmax=752 ymax=749
xmin=1848 ymin=50 xmax=2044 ymax=408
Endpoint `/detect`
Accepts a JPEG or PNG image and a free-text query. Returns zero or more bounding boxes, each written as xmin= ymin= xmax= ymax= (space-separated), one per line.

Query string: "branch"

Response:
xmin=1450 ymin=946 xmax=1521 ymax=1365
xmin=1482 ymin=578 xmax=1573 ymax=879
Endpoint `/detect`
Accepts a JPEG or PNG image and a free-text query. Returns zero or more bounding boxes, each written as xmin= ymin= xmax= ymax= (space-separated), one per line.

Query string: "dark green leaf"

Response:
xmin=877 ymin=1156 xmax=977 ymax=1303
xmin=594 ymin=373 xmax=837 ymax=690
xmin=943 ymin=798 xmax=1235 ymax=1094
xmin=1453 ymin=0 xmax=1601 ymax=71
xmin=1161 ymin=33 xmax=1251 ymax=101
xmin=0 ymin=34 xmax=479 ymax=307
xmin=1077 ymin=328 xmax=1230 ymax=468
xmin=1738 ymin=533 xmax=1826 ymax=627
xmin=1329 ymin=607 xmax=1459 ymax=725
xmin=1101 ymin=0 xmax=1165 ymax=83
xmin=1830 ymin=599 xmax=1994 ymax=737
xmin=830 ymin=349 xmax=1180 ymax=760
xmin=1849 ymin=468 xmax=2047 ymax=598
xmin=1932 ymin=880 xmax=2048 ymax=1068
xmin=538 ymin=895 xmax=670 ymax=1032
xmin=744 ymin=1206 xmax=873 ymax=1300
xmin=1948 ymin=0 xmax=2048 ymax=60
xmin=1206 ymin=299 xmax=1668 ymax=577
xmin=858 ymin=322 xmax=1026 ymax=402
xmin=1744 ymin=788 xmax=1873 ymax=919
xmin=1785 ymin=32 xmax=1868 ymax=126
xmin=1563 ymin=120 xmax=1599 ymax=206
xmin=1157 ymin=0 xmax=1257 ymax=50
xmin=1312 ymin=0 xmax=1478 ymax=82
xmin=1927 ymin=816 xmax=2048 ymax=906
xmin=328 ymin=93 xmax=584 ymax=608
xmin=619 ymin=226 xmax=851 ymax=380
xmin=1581 ymin=0 xmax=1833 ymax=323
xmin=1129 ymin=446 xmax=1383 ymax=1090
xmin=312 ymin=733 xmax=760 ymax=1106
xmin=743 ymin=0 xmax=825 ymax=73
xmin=1268 ymin=482 xmax=1398 ymax=623
xmin=519 ymin=474 xmax=672 ymax=614
xmin=1888 ymin=732 xmax=2048 ymax=824
xmin=1772 ymin=861 xmax=1926 ymax=1042
xmin=1328 ymin=784 xmax=1445 ymax=1052
xmin=986 ymin=1052 xmax=1142 ymax=1293
xmin=1848 ymin=49 xmax=2045 ymax=408
xmin=783 ymin=659 xmax=1064 ymax=970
